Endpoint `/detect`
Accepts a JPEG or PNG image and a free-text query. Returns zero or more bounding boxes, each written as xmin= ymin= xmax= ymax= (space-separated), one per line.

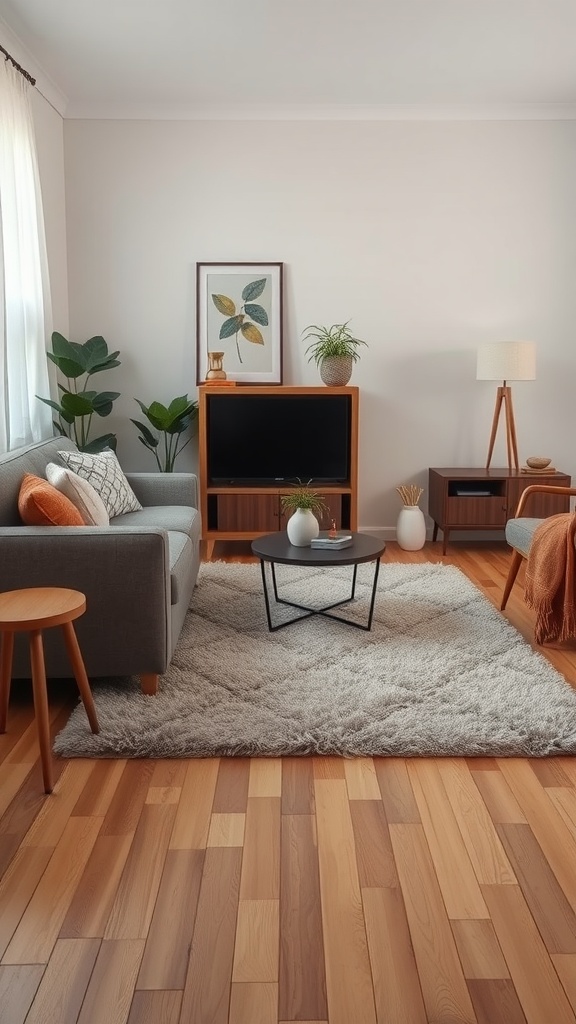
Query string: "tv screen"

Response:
xmin=207 ymin=393 xmax=351 ymax=484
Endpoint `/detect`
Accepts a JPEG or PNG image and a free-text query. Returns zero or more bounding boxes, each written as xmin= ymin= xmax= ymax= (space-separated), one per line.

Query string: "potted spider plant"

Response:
xmin=302 ymin=321 xmax=367 ymax=386
xmin=280 ymin=480 xmax=330 ymax=546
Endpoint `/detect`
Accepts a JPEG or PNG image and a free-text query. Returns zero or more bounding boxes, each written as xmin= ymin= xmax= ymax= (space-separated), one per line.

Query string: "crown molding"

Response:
xmin=64 ymin=100 xmax=576 ymax=121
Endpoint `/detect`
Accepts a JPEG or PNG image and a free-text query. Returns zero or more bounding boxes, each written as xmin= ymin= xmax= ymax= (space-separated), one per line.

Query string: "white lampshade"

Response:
xmin=476 ymin=341 xmax=536 ymax=381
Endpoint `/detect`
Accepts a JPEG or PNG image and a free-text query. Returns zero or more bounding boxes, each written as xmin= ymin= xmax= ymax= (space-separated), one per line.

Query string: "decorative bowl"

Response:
xmin=526 ymin=457 xmax=551 ymax=469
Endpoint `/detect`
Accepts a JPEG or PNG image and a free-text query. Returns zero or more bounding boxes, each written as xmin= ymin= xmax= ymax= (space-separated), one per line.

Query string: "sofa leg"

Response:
xmin=140 ymin=673 xmax=159 ymax=695
xmin=501 ymin=550 xmax=524 ymax=610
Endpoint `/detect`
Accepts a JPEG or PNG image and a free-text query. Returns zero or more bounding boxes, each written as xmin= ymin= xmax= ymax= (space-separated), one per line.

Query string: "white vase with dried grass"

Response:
xmin=396 ymin=484 xmax=426 ymax=551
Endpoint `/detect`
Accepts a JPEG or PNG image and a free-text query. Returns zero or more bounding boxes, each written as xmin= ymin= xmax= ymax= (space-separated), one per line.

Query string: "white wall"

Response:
xmin=62 ymin=118 xmax=576 ymax=532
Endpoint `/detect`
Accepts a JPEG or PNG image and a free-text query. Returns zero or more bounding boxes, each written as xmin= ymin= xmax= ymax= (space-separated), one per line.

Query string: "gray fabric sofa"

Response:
xmin=0 ymin=436 xmax=201 ymax=694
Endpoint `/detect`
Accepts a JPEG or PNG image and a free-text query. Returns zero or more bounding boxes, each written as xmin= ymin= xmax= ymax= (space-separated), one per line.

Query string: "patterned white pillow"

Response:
xmin=45 ymin=462 xmax=110 ymax=526
xmin=57 ymin=449 xmax=142 ymax=519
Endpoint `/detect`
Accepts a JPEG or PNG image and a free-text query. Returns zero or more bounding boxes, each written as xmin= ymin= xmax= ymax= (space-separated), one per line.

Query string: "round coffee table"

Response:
xmin=251 ymin=531 xmax=386 ymax=632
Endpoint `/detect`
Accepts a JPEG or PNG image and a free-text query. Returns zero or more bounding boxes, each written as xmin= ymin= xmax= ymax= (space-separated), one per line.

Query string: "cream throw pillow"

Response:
xmin=57 ymin=449 xmax=142 ymax=519
xmin=46 ymin=462 xmax=110 ymax=526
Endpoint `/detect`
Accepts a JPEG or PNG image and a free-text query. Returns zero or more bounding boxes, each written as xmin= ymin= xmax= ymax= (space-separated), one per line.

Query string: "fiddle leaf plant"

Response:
xmin=212 ymin=277 xmax=269 ymax=364
xmin=37 ymin=332 xmax=121 ymax=452
xmin=131 ymin=395 xmax=198 ymax=472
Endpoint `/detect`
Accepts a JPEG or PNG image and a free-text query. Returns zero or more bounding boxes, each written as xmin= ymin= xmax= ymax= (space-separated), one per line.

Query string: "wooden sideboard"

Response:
xmin=428 ymin=467 xmax=572 ymax=554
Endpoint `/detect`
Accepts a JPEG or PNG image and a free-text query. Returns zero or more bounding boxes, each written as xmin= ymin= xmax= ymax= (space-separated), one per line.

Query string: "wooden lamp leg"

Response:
xmin=485 ymin=387 xmax=505 ymax=470
xmin=486 ymin=383 xmax=520 ymax=471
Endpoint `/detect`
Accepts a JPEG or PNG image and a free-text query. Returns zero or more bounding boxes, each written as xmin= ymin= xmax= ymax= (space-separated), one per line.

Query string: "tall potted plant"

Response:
xmin=37 ymin=332 xmax=121 ymax=452
xmin=302 ymin=321 xmax=367 ymax=386
xmin=131 ymin=395 xmax=198 ymax=471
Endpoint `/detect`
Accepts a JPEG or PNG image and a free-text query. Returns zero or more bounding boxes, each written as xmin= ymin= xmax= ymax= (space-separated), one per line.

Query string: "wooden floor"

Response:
xmin=1 ymin=541 xmax=576 ymax=1024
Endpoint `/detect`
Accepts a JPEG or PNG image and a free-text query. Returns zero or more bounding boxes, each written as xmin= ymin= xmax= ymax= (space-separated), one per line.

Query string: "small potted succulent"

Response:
xmin=302 ymin=321 xmax=367 ymax=386
xmin=280 ymin=480 xmax=330 ymax=546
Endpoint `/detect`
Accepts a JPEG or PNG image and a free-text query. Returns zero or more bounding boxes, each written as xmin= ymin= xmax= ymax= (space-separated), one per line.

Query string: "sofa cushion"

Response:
xmin=110 ymin=504 xmax=201 ymax=541
xmin=45 ymin=463 xmax=110 ymax=526
xmin=58 ymin=449 xmax=142 ymax=518
xmin=18 ymin=473 xmax=85 ymax=527
xmin=0 ymin=437 xmax=78 ymax=526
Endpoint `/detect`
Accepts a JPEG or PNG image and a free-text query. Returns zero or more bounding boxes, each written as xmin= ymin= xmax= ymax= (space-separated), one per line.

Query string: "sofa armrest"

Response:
xmin=125 ymin=472 xmax=198 ymax=509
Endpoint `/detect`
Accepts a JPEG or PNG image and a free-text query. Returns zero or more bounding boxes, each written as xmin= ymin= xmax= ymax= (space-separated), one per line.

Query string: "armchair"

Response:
xmin=500 ymin=484 xmax=576 ymax=611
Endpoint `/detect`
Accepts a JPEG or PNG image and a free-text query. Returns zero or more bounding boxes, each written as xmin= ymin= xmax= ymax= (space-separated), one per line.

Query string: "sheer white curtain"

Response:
xmin=0 ymin=59 xmax=52 ymax=452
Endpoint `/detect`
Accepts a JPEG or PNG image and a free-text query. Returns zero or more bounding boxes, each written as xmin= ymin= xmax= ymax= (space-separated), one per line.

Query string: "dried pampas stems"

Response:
xmin=396 ymin=484 xmax=424 ymax=507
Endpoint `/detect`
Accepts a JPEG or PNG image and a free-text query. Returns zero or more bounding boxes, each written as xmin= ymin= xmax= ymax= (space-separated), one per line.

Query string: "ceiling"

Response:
xmin=2 ymin=0 xmax=576 ymax=119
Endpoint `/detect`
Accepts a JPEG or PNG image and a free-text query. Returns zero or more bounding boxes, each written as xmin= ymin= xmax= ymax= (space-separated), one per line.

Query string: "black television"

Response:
xmin=206 ymin=393 xmax=351 ymax=484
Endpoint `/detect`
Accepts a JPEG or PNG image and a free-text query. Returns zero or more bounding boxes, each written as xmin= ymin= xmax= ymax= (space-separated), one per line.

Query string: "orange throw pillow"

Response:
xmin=18 ymin=473 xmax=85 ymax=526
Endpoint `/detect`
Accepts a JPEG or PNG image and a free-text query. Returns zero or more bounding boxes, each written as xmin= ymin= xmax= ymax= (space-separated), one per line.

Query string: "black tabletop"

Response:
xmin=251 ymin=531 xmax=385 ymax=567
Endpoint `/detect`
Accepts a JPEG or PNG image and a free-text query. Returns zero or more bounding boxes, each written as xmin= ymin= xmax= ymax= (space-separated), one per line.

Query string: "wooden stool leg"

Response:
xmin=29 ymin=630 xmax=53 ymax=794
xmin=61 ymin=622 xmax=99 ymax=734
xmin=0 ymin=631 xmax=14 ymax=733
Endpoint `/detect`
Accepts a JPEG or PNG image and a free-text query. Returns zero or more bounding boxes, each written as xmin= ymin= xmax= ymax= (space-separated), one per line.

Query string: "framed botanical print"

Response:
xmin=196 ymin=262 xmax=283 ymax=384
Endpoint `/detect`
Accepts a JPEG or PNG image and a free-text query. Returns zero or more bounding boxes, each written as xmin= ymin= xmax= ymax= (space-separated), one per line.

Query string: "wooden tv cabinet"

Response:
xmin=428 ymin=467 xmax=572 ymax=554
xmin=199 ymin=385 xmax=359 ymax=556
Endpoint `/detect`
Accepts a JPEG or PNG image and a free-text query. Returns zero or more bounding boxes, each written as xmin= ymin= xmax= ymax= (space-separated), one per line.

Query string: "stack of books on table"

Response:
xmin=310 ymin=531 xmax=353 ymax=550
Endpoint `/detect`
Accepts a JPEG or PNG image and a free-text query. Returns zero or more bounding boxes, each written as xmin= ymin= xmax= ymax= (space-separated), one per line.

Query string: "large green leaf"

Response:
xmin=92 ymin=391 xmax=120 ymax=417
xmin=242 ymin=278 xmax=266 ymax=301
xmin=47 ymin=350 xmax=86 ymax=379
xmin=37 ymin=396 xmax=65 ymax=415
xmin=60 ymin=392 xmax=95 ymax=416
xmin=167 ymin=395 xmax=193 ymax=418
xmin=86 ymin=357 xmax=121 ymax=377
xmin=130 ymin=419 xmax=159 ymax=447
xmin=80 ymin=434 xmax=117 ymax=454
xmin=244 ymin=303 xmax=268 ymax=326
xmin=82 ymin=336 xmax=109 ymax=370
xmin=219 ymin=314 xmax=244 ymax=339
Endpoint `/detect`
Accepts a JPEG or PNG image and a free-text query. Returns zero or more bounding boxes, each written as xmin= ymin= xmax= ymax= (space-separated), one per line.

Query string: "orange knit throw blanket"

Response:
xmin=524 ymin=512 xmax=576 ymax=644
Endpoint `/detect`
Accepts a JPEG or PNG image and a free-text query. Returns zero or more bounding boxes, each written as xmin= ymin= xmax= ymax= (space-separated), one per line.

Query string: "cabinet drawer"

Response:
xmin=216 ymin=494 xmax=279 ymax=532
xmin=446 ymin=496 xmax=507 ymax=527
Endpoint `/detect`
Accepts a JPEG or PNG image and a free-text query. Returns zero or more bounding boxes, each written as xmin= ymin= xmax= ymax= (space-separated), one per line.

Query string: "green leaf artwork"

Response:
xmin=211 ymin=277 xmax=269 ymax=363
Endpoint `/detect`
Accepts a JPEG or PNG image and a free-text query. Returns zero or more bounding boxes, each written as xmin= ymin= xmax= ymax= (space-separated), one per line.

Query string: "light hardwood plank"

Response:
xmin=498 ymin=759 xmax=576 ymax=915
xmin=390 ymin=823 xmax=476 ymax=1024
xmin=471 ymin=768 xmax=527 ymax=824
xmin=312 ymin=756 xmax=345 ymax=779
xmin=213 ymin=757 xmax=250 ymax=811
xmin=59 ymin=834 xmax=133 ymax=938
xmin=315 ymin=778 xmax=377 ymax=1024
xmin=137 ymin=849 xmax=204 ymax=990
xmin=344 ymin=757 xmax=381 ymax=799
xmin=104 ymin=803 xmax=177 ymax=940
xmin=551 ymin=953 xmax=576 ymax=1015
xmin=0 ymin=763 xmax=33 ymax=818
xmin=145 ymin=786 xmax=180 ymax=804
xmin=127 ymin=990 xmax=183 ymax=1024
xmin=248 ymin=757 xmax=282 ymax=797
xmin=180 ymin=846 xmax=242 ymax=1024
xmin=0 ymin=845 xmax=53 ymax=959
xmin=482 ymin=883 xmax=575 ymax=1023
xmin=207 ymin=812 xmax=246 ymax=847
xmin=72 ymin=759 xmax=127 ymax=817
xmin=229 ymin=982 xmax=278 ymax=1024
xmin=21 ymin=761 xmax=95 ymax=848
xmin=239 ymin=797 xmax=281 ymax=900
xmin=2 ymin=817 xmax=101 ymax=964
xmin=232 ymin=899 xmax=279 ymax=982
xmin=349 ymin=799 xmax=398 ymax=888
xmin=77 ymin=938 xmax=144 ymax=1024
xmin=438 ymin=759 xmax=516 ymax=885
xmin=363 ymin=886 xmax=427 ymax=1023
xmin=169 ymin=757 xmax=219 ymax=849
xmin=0 ymin=964 xmax=44 ymax=1024
xmin=373 ymin=757 xmax=420 ymax=823
xmin=451 ymin=919 xmax=510 ymax=979
xmin=407 ymin=760 xmax=488 ymax=919
xmin=497 ymin=823 xmax=576 ymax=954
xmin=467 ymin=978 xmax=529 ymax=1024
xmin=24 ymin=937 xmax=100 ymax=1024
xmin=100 ymin=760 xmax=155 ymax=836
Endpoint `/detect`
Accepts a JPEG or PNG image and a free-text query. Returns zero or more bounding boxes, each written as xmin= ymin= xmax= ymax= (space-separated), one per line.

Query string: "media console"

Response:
xmin=199 ymin=385 xmax=359 ymax=556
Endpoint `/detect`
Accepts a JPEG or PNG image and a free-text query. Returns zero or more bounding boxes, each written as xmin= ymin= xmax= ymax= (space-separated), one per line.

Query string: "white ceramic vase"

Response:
xmin=396 ymin=505 xmax=426 ymax=551
xmin=286 ymin=508 xmax=320 ymax=546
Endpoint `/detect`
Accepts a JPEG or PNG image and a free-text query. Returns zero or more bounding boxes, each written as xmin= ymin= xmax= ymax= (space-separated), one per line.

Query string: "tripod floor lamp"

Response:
xmin=476 ymin=341 xmax=536 ymax=470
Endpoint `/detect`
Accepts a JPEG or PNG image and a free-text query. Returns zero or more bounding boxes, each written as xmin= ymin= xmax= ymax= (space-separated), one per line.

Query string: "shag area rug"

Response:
xmin=54 ymin=561 xmax=576 ymax=758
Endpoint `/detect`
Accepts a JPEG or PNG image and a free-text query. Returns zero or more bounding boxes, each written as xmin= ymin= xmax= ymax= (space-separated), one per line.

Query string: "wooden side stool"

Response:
xmin=0 ymin=587 xmax=100 ymax=793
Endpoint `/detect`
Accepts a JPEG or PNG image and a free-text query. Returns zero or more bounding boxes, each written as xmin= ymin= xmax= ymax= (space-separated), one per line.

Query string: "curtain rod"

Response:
xmin=1 ymin=43 xmax=36 ymax=86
